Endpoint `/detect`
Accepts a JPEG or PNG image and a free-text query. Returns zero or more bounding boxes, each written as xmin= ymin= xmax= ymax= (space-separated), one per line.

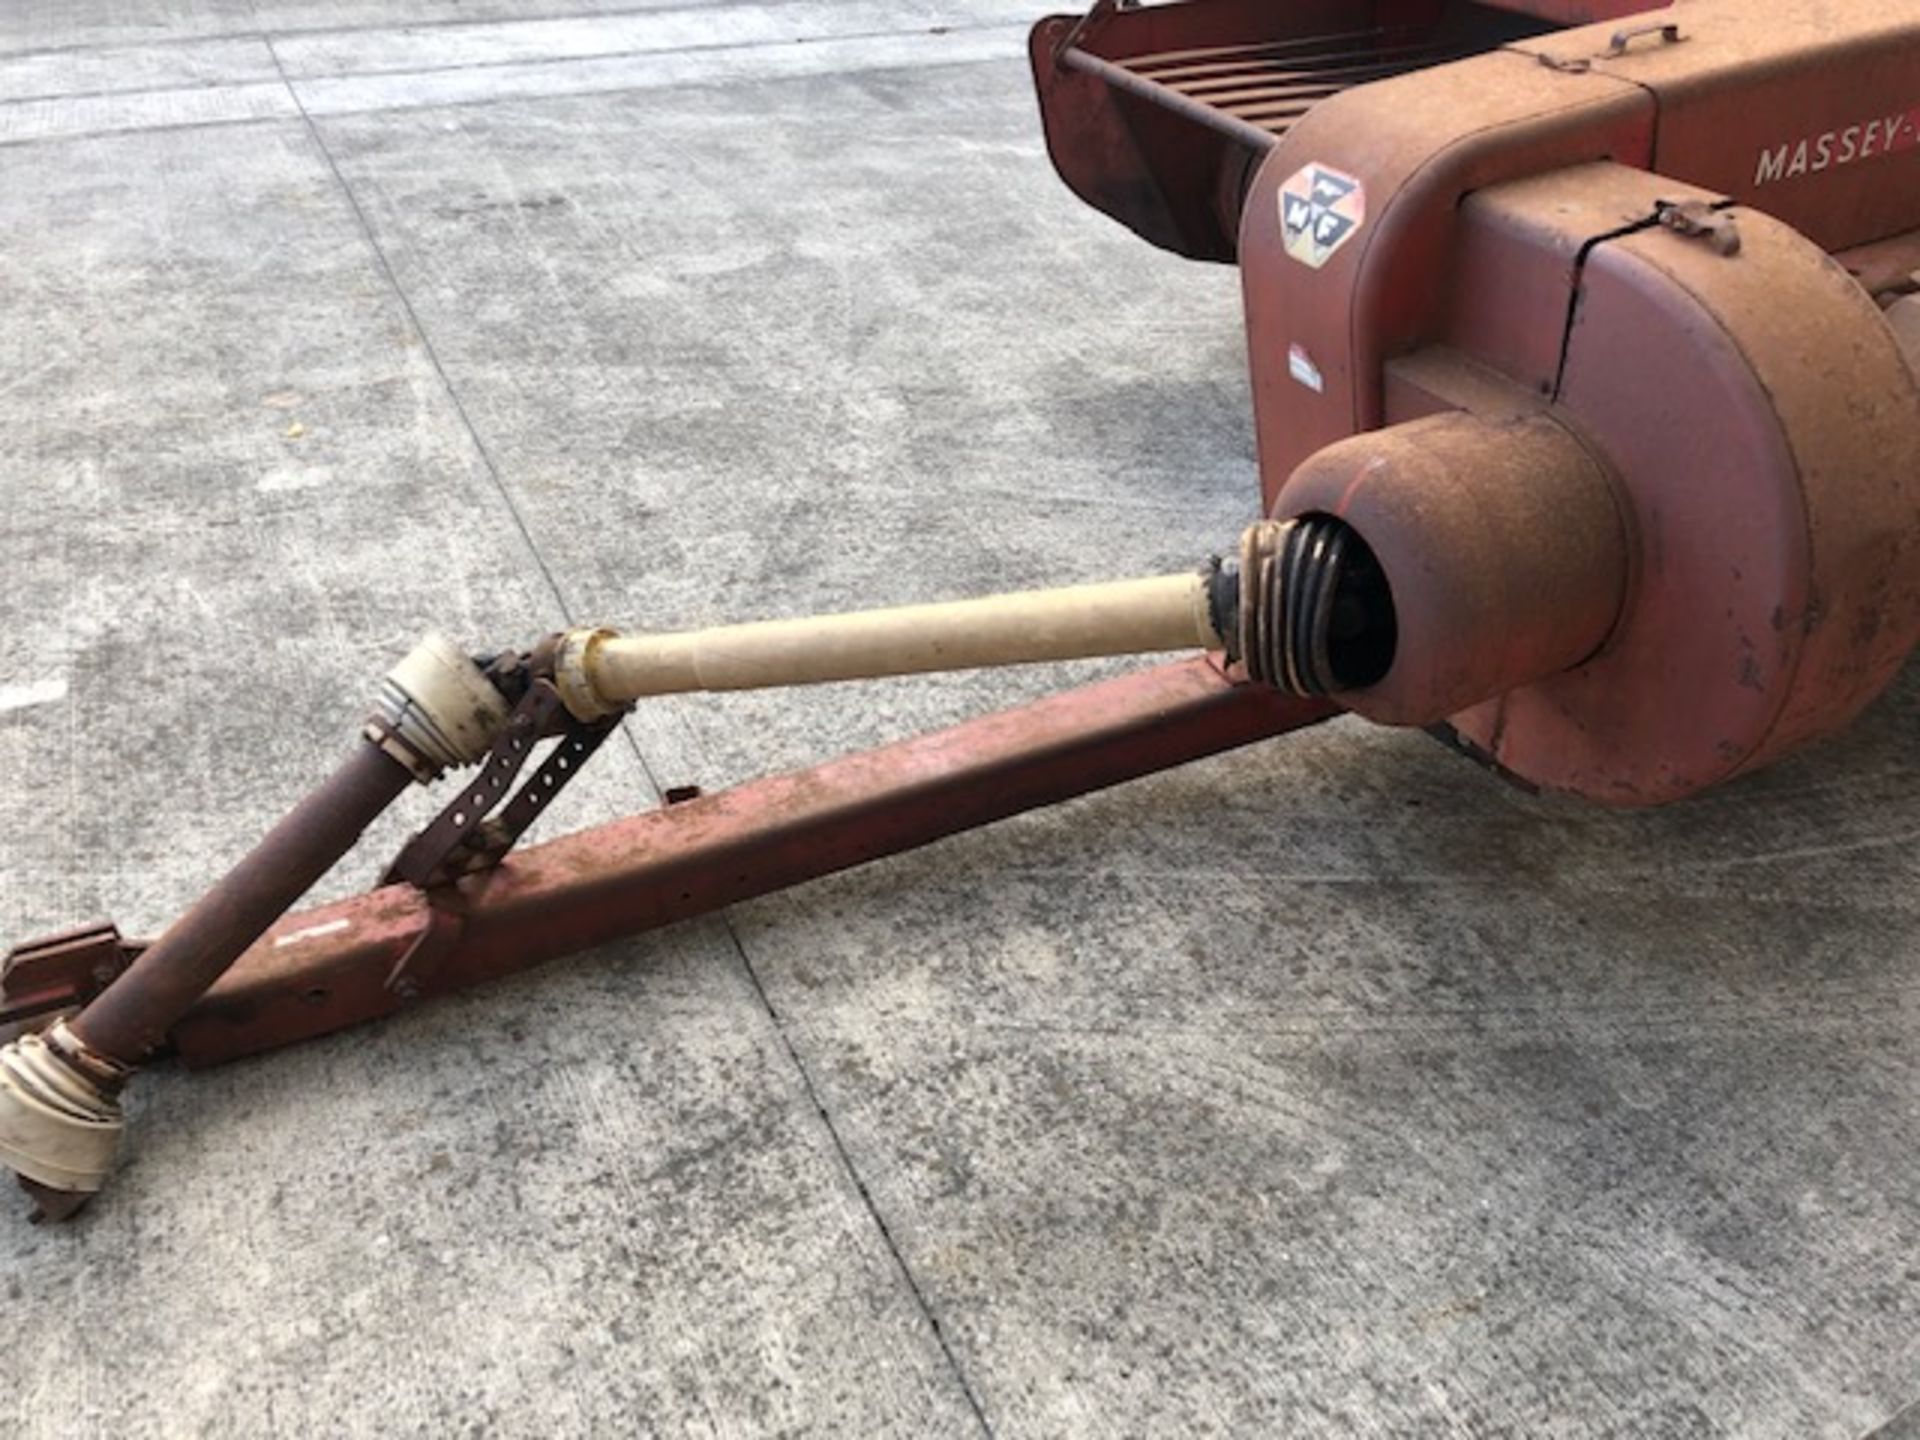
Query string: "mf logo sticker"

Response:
xmin=1279 ymin=164 xmax=1365 ymax=269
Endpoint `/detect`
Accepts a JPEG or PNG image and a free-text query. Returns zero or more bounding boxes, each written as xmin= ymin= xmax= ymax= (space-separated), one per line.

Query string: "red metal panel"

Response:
xmin=1449 ymin=195 xmax=1920 ymax=803
xmin=1440 ymin=163 xmax=1722 ymax=398
xmin=1522 ymin=1 xmax=1920 ymax=251
xmin=1237 ymin=48 xmax=1654 ymax=506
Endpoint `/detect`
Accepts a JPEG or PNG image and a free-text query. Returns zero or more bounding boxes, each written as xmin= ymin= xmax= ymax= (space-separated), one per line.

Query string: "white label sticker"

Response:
xmin=1287 ymin=343 xmax=1325 ymax=393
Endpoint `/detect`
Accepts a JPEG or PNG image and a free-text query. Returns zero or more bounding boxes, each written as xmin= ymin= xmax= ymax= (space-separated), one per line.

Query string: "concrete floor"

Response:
xmin=1 ymin=3 xmax=1917 ymax=1436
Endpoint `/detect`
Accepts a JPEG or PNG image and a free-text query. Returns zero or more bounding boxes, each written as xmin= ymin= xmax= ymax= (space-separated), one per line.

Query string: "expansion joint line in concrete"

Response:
xmin=0 ymin=1 xmax=913 ymax=64
xmin=728 ymin=929 xmax=999 ymax=1437
xmin=284 ymin=18 xmax=1025 ymax=87
xmin=1860 ymin=1394 xmax=1920 ymax=1440
xmin=261 ymin=40 xmax=996 ymax=1429
xmin=262 ymin=34 xmax=579 ymax=636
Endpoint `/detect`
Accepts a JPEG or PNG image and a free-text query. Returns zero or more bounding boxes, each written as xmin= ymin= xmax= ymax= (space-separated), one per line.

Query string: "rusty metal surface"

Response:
xmin=169 ymin=659 xmax=1335 ymax=1066
xmin=1030 ymin=0 xmax=1574 ymax=265
xmin=1479 ymin=0 xmax=1672 ymax=20
xmin=1840 ymin=227 xmax=1920 ymax=300
xmin=1512 ymin=0 xmax=1920 ymax=251
xmin=381 ymin=678 xmax=623 ymax=889
xmin=17 ymin=1175 xmax=93 ymax=1225
xmin=1062 ymin=29 xmax=1473 ymax=151
xmin=1273 ymin=411 xmax=1628 ymax=728
xmin=1264 ymin=156 xmax=1920 ymax=803
xmin=1238 ymin=45 xmax=1654 ymax=502
xmin=67 ymin=741 xmax=416 ymax=1064
xmin=4 ymin=5 xmax=1920 ymax=1427
xmin=1445 ymin=195 xmax=1920 ymax=803
xmin=1055 ymin=42 xmax=1279 ymax=158
xmin=1891 ymin=293 xmax=1920 ymax=366
xmin=1236 ymin=0 xmax=1920 ymax=506
xmin=0 ymin=924 xmax=139 ymax=1037
xmin=1203 ymin=0 xmax=1920 ymax=804
xmin=1438 ymin=161 xmax=1724 ymax=401
xmin=1029 ymin=0 xmax=1371 ymax=261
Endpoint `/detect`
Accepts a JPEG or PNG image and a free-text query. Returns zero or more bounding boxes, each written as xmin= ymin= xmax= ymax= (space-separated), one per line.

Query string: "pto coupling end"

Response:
xmin=369 ymin=633 xmax=515 ymax=781
xmin=1212 ymin=517 xmax=1397 ymax=698
xmin=0 ymin=1020 xmax=131 ymax=1222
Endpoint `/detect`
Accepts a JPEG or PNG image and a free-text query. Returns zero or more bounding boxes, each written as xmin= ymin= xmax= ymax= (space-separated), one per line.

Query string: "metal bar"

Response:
xmin=1119 ymin=27 xmax=1409 ymax=76
xmin=1175 ymin=50 xmax=1466 ymax=104
xmin=1139 ymin=38 xmax=1449 ymax=87
xmin=1209 ymin=85 xmax=1354 ymax=117
xmin=1224 ymin=102 xmax=1320 ymax=127
xmin=1183 ymin=81 xmax=1371 ymax=113
xmin=171 ymin=660 xmax=1336 ymax=1066
xmin=70 ymin=741 xmax=416 ymax=1065
xmin=1059 ymin=45 xmax=1281 ymax=152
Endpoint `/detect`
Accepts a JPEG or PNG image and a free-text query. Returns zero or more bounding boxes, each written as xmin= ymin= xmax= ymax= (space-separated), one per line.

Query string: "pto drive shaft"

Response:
xmin=0 ymin=517 xmax=1392 ymax=1219
xmin=546 ymin=515 xmax=1388 ymax=718
xmin=552 ymin=573 xmax=1229 ymax=713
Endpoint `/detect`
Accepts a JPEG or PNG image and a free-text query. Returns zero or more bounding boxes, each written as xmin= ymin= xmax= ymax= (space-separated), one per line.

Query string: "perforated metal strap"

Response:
xmin=381 ymin=680 xmax=625 ymax=890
